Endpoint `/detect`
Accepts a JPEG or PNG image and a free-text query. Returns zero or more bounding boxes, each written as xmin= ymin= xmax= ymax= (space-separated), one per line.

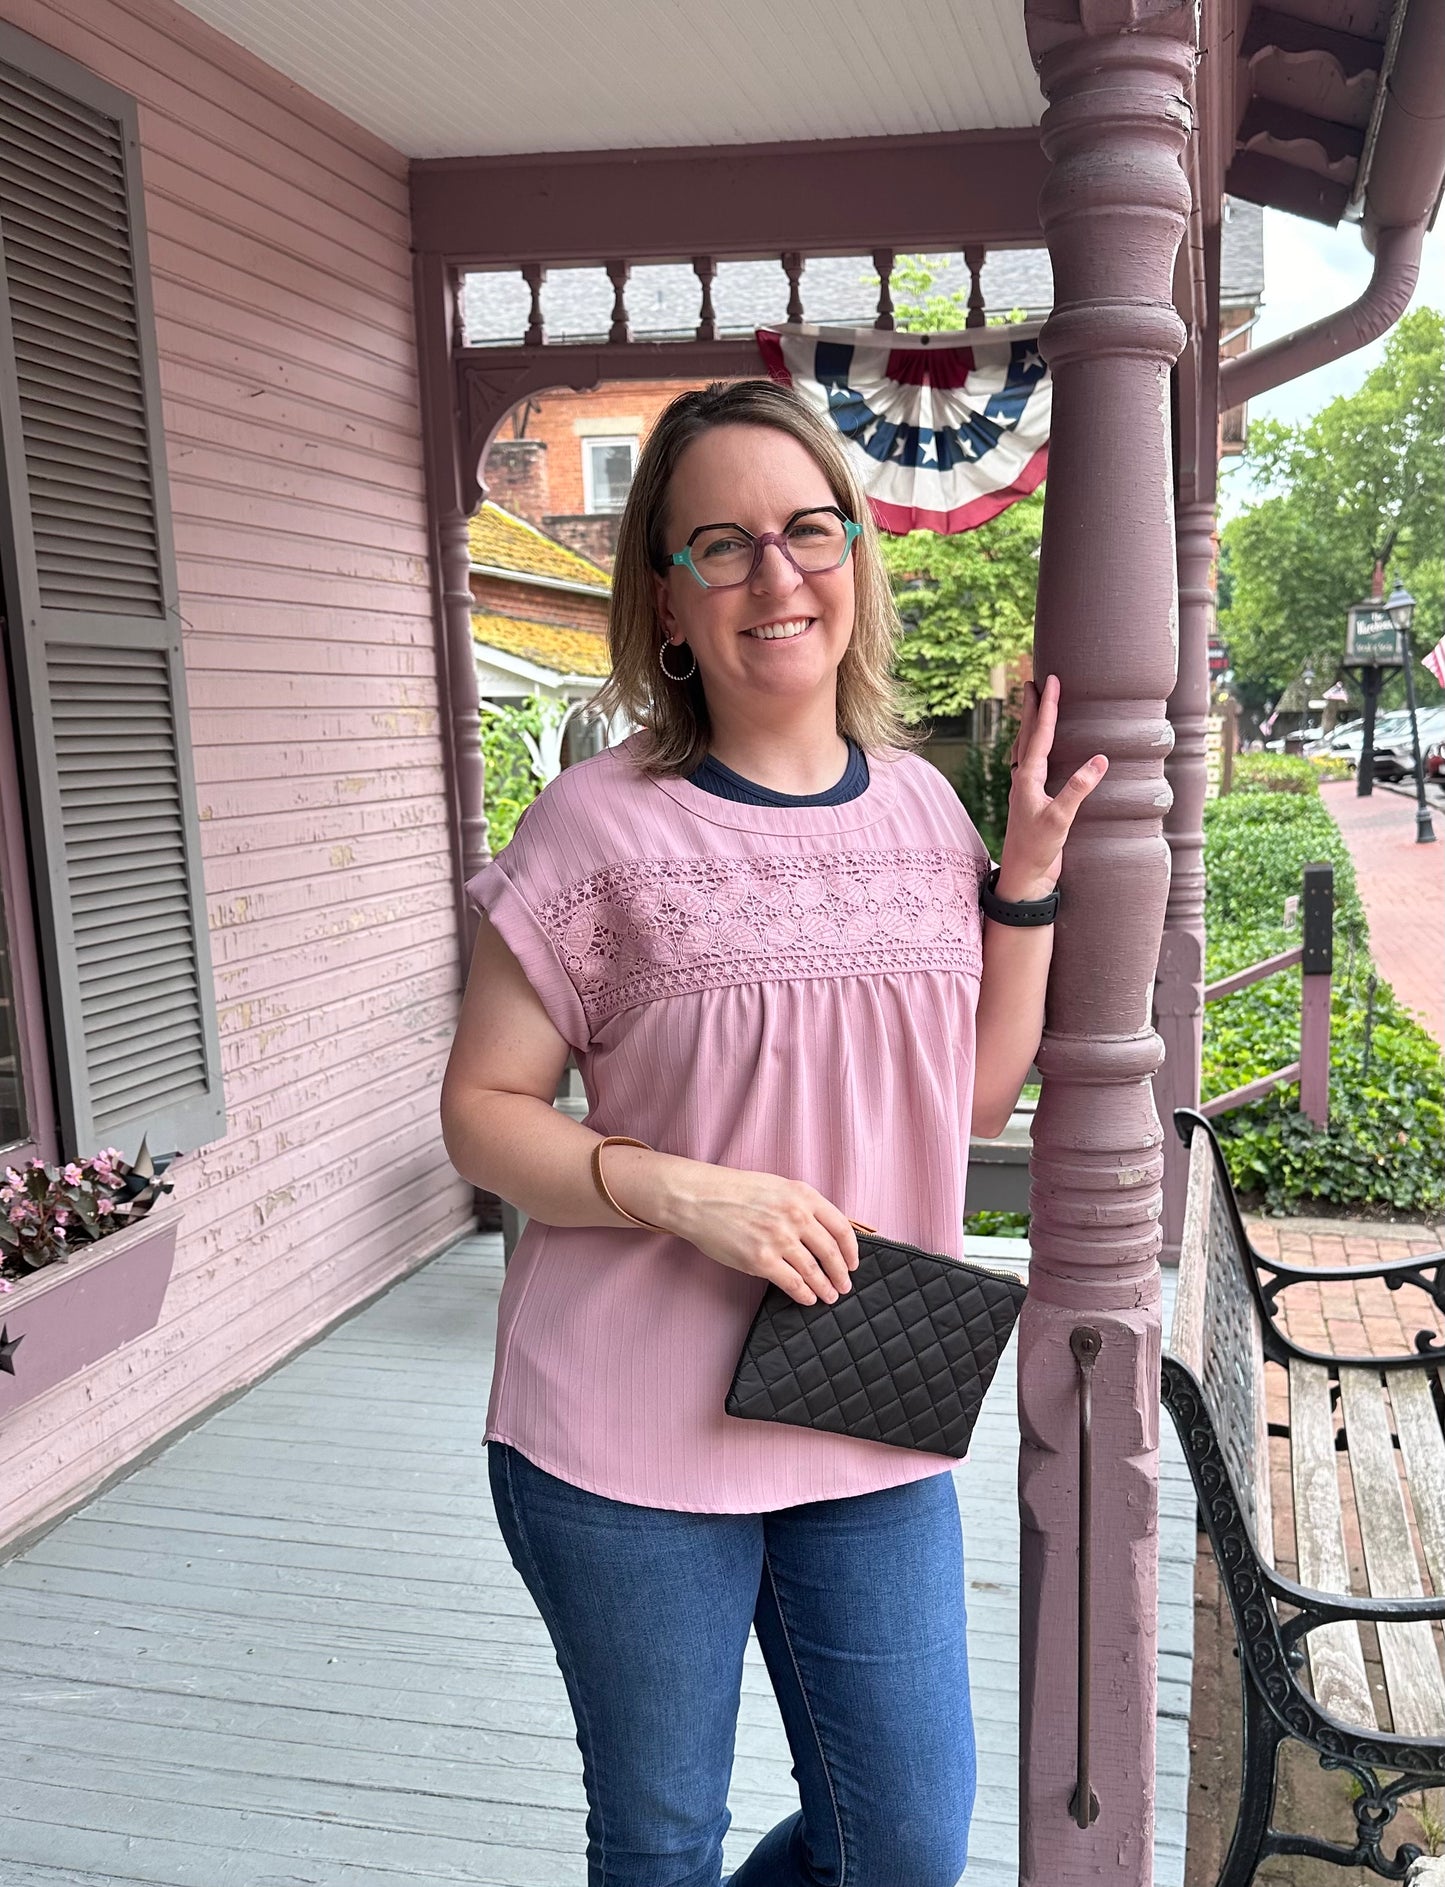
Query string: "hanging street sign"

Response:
xmin=1344 ymin=602 xmax=1403 ymax=665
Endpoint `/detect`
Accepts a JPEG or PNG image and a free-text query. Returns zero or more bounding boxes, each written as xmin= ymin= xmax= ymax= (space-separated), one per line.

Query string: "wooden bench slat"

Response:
xmin=1338 ymin=1367 xmax=1445 ymax=1739
xmin=1170 ymin=1127 xmax=1210 ymax=1378
xmin=1389 ymin=1370 xmax=1445 ymax=1600
xmin=1288 ymin=1360 xmax=1376 ymax=1728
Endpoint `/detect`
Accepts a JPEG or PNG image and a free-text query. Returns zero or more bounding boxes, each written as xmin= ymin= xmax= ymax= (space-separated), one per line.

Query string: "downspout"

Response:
xmin=1218 ymin=220 xmax=1422 ymax=410
xmin=1220 ymin=0 xmax=1443 ymax=412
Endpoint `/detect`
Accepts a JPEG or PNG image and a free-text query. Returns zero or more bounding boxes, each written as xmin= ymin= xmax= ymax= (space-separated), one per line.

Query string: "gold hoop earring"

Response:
xmin=659 ymin=639 xmax=697 ymax=681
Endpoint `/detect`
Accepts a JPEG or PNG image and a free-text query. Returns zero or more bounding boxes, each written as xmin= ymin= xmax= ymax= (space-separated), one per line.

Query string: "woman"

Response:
xmin=441 ymin=379 xmax=1105 ymax=1887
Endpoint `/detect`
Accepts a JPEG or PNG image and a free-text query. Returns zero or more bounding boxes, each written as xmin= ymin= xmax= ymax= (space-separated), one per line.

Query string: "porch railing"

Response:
xmin=1200 ymin=861 xmax=1334 ymax=1127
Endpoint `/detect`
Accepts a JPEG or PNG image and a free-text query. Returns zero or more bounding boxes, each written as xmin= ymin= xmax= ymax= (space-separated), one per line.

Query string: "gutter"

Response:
xmin=470 ymin=562 xmax=611 ymax=599
xmin=1219 ymin=0 xmax=1443 ymax=413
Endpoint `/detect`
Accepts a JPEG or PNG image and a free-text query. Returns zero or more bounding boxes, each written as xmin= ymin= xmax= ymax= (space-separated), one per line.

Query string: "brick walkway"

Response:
xmin=1184 ymin=1212 xmax=1445 ymax=1887
xmin=1323 ymin=778 xmax=1445 ymax=1046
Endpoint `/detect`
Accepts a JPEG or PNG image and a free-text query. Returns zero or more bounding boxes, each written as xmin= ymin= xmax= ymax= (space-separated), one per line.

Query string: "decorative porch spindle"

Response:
xmin=1156 ymin=500 xmax=1215 ymax=1261
xmin=693 ymin=256 xmax=717 ymax=341
xmin=449 ymin=263 xmax=467 ymax=353
xmin=1018 ymin=7 xmax=1195 ymax=1884
xmin=964 ymin=245 xmax=988 ymax=328
xmin=872 ymin=248 xmax=895 ymax=329
xmin=522 ymin=264 xmax=545 ymax=347
xmin=781 ymin=251 xmax=804 ymax=325
xmin=606 ymin=260 xmax=631 ymax=344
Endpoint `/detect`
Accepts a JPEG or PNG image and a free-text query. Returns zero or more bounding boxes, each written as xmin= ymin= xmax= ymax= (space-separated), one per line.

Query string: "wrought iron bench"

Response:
xmin=1162 ymin=1109 xmax=1445 ymax=1883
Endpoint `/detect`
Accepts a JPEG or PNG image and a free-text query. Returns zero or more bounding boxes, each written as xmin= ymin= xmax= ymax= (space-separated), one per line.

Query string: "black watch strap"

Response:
xmin=980 ymin=864 xmax=1059 ymax=927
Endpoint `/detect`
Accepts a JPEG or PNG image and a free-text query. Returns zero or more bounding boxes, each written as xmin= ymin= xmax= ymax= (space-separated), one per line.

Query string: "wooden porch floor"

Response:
xmin=0 ymin=1234 xmax=1193 ymax=1886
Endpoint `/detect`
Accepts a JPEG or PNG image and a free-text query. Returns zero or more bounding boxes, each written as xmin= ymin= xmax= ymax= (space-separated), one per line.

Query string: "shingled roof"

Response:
xmin=468 ymin=503 xmax=611 ymax=591
xmin=472 ymin=613 xmax=612 ymax=679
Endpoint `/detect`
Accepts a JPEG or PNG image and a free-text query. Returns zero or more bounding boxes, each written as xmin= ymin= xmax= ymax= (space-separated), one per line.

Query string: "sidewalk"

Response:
xmin=1322 ymin=779 xmax=1444 ymax=1046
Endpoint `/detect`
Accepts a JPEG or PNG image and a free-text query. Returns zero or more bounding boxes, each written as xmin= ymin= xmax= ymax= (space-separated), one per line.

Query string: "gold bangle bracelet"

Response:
xmin=590 ymin=1135 xmax=668 ymax=1233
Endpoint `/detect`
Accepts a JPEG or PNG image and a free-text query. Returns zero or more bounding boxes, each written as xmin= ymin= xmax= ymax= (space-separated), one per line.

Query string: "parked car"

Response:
xmin=1306 ymin=716 xmax=1363 ymax=757
xmin=1371 ymin=705 xmax=1445 ymax=782
xmin=1425 ymin=737 xmax=1444 ymax=784
xmin=1311 ymin=708 xmax=1435 ymax=773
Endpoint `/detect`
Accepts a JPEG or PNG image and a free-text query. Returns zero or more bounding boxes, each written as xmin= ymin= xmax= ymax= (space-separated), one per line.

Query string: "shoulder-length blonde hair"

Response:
xmin=591 ymin=379 xmax=920 ymax=777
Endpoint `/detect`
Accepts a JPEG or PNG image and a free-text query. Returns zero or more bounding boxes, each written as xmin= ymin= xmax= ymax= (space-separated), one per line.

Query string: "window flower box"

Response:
xmin=0 ymin=1203 xmax=178 ymax=1421
xmin=0 ymin=1142 xmax=178 ymax=1422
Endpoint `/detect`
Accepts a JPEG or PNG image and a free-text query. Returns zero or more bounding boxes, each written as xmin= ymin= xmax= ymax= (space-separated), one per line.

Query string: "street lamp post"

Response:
xmin=1387 ymin=578 xmax=1437 ymax=845
xmin=1342 ymin=564 xmax=1403 ymax=799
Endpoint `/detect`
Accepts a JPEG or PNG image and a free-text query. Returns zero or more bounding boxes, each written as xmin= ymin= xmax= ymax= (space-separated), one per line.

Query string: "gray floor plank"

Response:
xmin=0 ymin=1233 xmax=1193 ymax=1885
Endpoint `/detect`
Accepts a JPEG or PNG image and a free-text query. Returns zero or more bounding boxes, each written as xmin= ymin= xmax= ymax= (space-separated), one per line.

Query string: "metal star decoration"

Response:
xmin=0 ymin=1324 xmax=22 ymax=1376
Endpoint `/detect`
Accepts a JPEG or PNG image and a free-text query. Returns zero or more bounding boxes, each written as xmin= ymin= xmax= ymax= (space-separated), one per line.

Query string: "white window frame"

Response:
xmin=582 ymin=435 xmax=638 ymax=514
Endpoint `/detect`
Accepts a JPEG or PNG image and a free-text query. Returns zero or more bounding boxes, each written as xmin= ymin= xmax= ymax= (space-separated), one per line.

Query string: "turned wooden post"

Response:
xmin=1156 ymin=499 xmax=1214 ymax=1261
xmin=439 ymin=508 xmax=489 ymax=900
xmin=413 ymin=252 xmax=490 ymax=956
xmin=1018 ymin=5 xmax=1195 ymax=1881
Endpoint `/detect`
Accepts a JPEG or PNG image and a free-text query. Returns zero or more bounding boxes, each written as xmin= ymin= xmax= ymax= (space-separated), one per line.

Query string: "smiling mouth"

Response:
xmin=743 ymin=617 xmax=815 ymax=641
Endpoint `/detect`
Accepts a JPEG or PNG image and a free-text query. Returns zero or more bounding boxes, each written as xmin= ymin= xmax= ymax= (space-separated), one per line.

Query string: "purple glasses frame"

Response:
xmin=668 ymin=506 xmax=862 ymax=591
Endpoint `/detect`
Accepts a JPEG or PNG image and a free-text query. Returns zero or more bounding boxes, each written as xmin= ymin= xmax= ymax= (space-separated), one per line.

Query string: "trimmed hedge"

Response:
xmin=1230 ymin=753 xmax=1321 ymax=794
xmin=1202 ymin=783 xmax=1445 ymax=1215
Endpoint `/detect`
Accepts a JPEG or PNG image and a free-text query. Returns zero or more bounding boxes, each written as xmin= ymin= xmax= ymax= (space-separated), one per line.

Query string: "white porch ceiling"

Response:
xmin=171 ymin=0 xmax=1044 ymax=159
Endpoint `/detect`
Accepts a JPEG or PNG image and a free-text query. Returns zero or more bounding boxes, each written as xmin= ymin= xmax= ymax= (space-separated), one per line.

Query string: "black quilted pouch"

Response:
xmin=725 ymin=1232 xmax=1027 ymax=1458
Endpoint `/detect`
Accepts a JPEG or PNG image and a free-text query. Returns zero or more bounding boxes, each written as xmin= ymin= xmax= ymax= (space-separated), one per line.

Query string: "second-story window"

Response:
xmin=583 ymin=436 xmax=638 ymax=514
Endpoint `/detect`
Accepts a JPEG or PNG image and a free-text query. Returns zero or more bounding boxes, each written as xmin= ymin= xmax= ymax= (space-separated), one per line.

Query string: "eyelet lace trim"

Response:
xmin=536 ymin=847 xmax=987 ymax=1030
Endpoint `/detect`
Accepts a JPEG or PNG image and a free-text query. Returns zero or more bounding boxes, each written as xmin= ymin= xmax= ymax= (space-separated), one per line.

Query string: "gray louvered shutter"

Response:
xmin=0 ymin=22 xmax=224 ymax=1159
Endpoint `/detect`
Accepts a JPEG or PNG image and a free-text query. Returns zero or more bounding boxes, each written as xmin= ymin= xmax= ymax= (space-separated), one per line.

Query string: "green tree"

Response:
xmin=878 ymin=258 xmax=1042 ymax=723
xmin=1219 ymin=306 xmax=1444 ymax=716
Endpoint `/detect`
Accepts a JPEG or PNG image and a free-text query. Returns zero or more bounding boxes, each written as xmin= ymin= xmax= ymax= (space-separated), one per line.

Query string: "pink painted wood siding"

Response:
xmin=0 ymin=0 xmax=473 ymax=1548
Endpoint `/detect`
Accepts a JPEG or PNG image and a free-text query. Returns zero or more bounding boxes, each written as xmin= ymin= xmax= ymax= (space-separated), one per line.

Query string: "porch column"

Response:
xmin=413 ymin=251 xmax=490 ymax=947
xmin=1018 ymin=5 xmax=1195 ymax=1883
xmin=1156 ymin=501 xmax=1215 ymax=1261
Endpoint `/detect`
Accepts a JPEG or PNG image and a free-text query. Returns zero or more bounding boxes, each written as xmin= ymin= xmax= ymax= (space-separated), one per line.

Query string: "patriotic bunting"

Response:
xmin=1424 ymin=633 xmax=1445 ymax=691
xmin=757 ymin=322 xmax=1050 ymax=536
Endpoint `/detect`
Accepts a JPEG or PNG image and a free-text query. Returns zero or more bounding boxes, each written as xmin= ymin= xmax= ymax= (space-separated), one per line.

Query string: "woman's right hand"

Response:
xmin=601 ymin=1144 xmax=858 ymax=1307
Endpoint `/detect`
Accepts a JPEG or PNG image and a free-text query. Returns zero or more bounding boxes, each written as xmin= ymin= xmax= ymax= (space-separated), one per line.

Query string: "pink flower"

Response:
xmin=62 ymin=1163 xmax=83 ymax=1186
xmin=97 ymin=1198 xmax=115 ymax=1216
xmin=4 ymin=1168 xmax=21 ymax=1188
xmin=0 ymin=1279 xmax=12 ymax=1293
xmin=54 ymin=1208 xmax=70 ymax=1225
xmin=0 ymin=1187 xmax=11 ymax=1205
xmin=8 ymin=1206 xmax=27 ymax=1225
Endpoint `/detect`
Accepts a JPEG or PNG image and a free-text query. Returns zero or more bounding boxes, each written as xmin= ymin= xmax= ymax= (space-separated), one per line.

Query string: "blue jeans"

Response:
xmin=487 ymin=1443 xmax=976 ymax=1887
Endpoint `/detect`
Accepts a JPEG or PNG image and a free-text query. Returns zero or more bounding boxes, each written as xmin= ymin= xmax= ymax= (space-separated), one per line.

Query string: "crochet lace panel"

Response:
xmin=536 ymin=847 xmax=987 ymax=1029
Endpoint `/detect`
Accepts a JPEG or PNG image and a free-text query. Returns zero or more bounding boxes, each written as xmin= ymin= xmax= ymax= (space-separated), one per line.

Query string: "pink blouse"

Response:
xmin=466 ymin=731 xmax=992 ymax=1512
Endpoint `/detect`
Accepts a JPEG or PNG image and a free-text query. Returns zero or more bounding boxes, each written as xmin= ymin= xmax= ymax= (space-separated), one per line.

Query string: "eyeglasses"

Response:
xmin=668 ymin=506 xmax=862 ymax=591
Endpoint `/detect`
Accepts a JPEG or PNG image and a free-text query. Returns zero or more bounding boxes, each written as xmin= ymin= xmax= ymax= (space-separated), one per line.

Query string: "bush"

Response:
xmin=480 ymin=704 xmax=544 ymax=853
xmin=1310 ymin=753 xmax=1355 ymax=782
xmin=1230 ymin=753 xmax=1321 ymax=794
xmin=1202 ymin=788 xmax=1445 ymax=1214
xmin=955 ymin=716 xmax=1017 ymax=859
xmin=964 ymin=1209 xmax=1030 ymax=1238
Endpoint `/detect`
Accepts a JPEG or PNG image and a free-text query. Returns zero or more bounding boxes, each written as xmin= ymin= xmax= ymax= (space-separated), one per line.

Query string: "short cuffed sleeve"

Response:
xmin=466 ymin=854 xmax=591 ymax=1052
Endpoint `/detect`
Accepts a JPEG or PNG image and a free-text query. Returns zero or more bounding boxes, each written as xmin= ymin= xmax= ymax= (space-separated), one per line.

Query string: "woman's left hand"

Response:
xmin=995 ymin=674 xmax=1108 ymax=901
